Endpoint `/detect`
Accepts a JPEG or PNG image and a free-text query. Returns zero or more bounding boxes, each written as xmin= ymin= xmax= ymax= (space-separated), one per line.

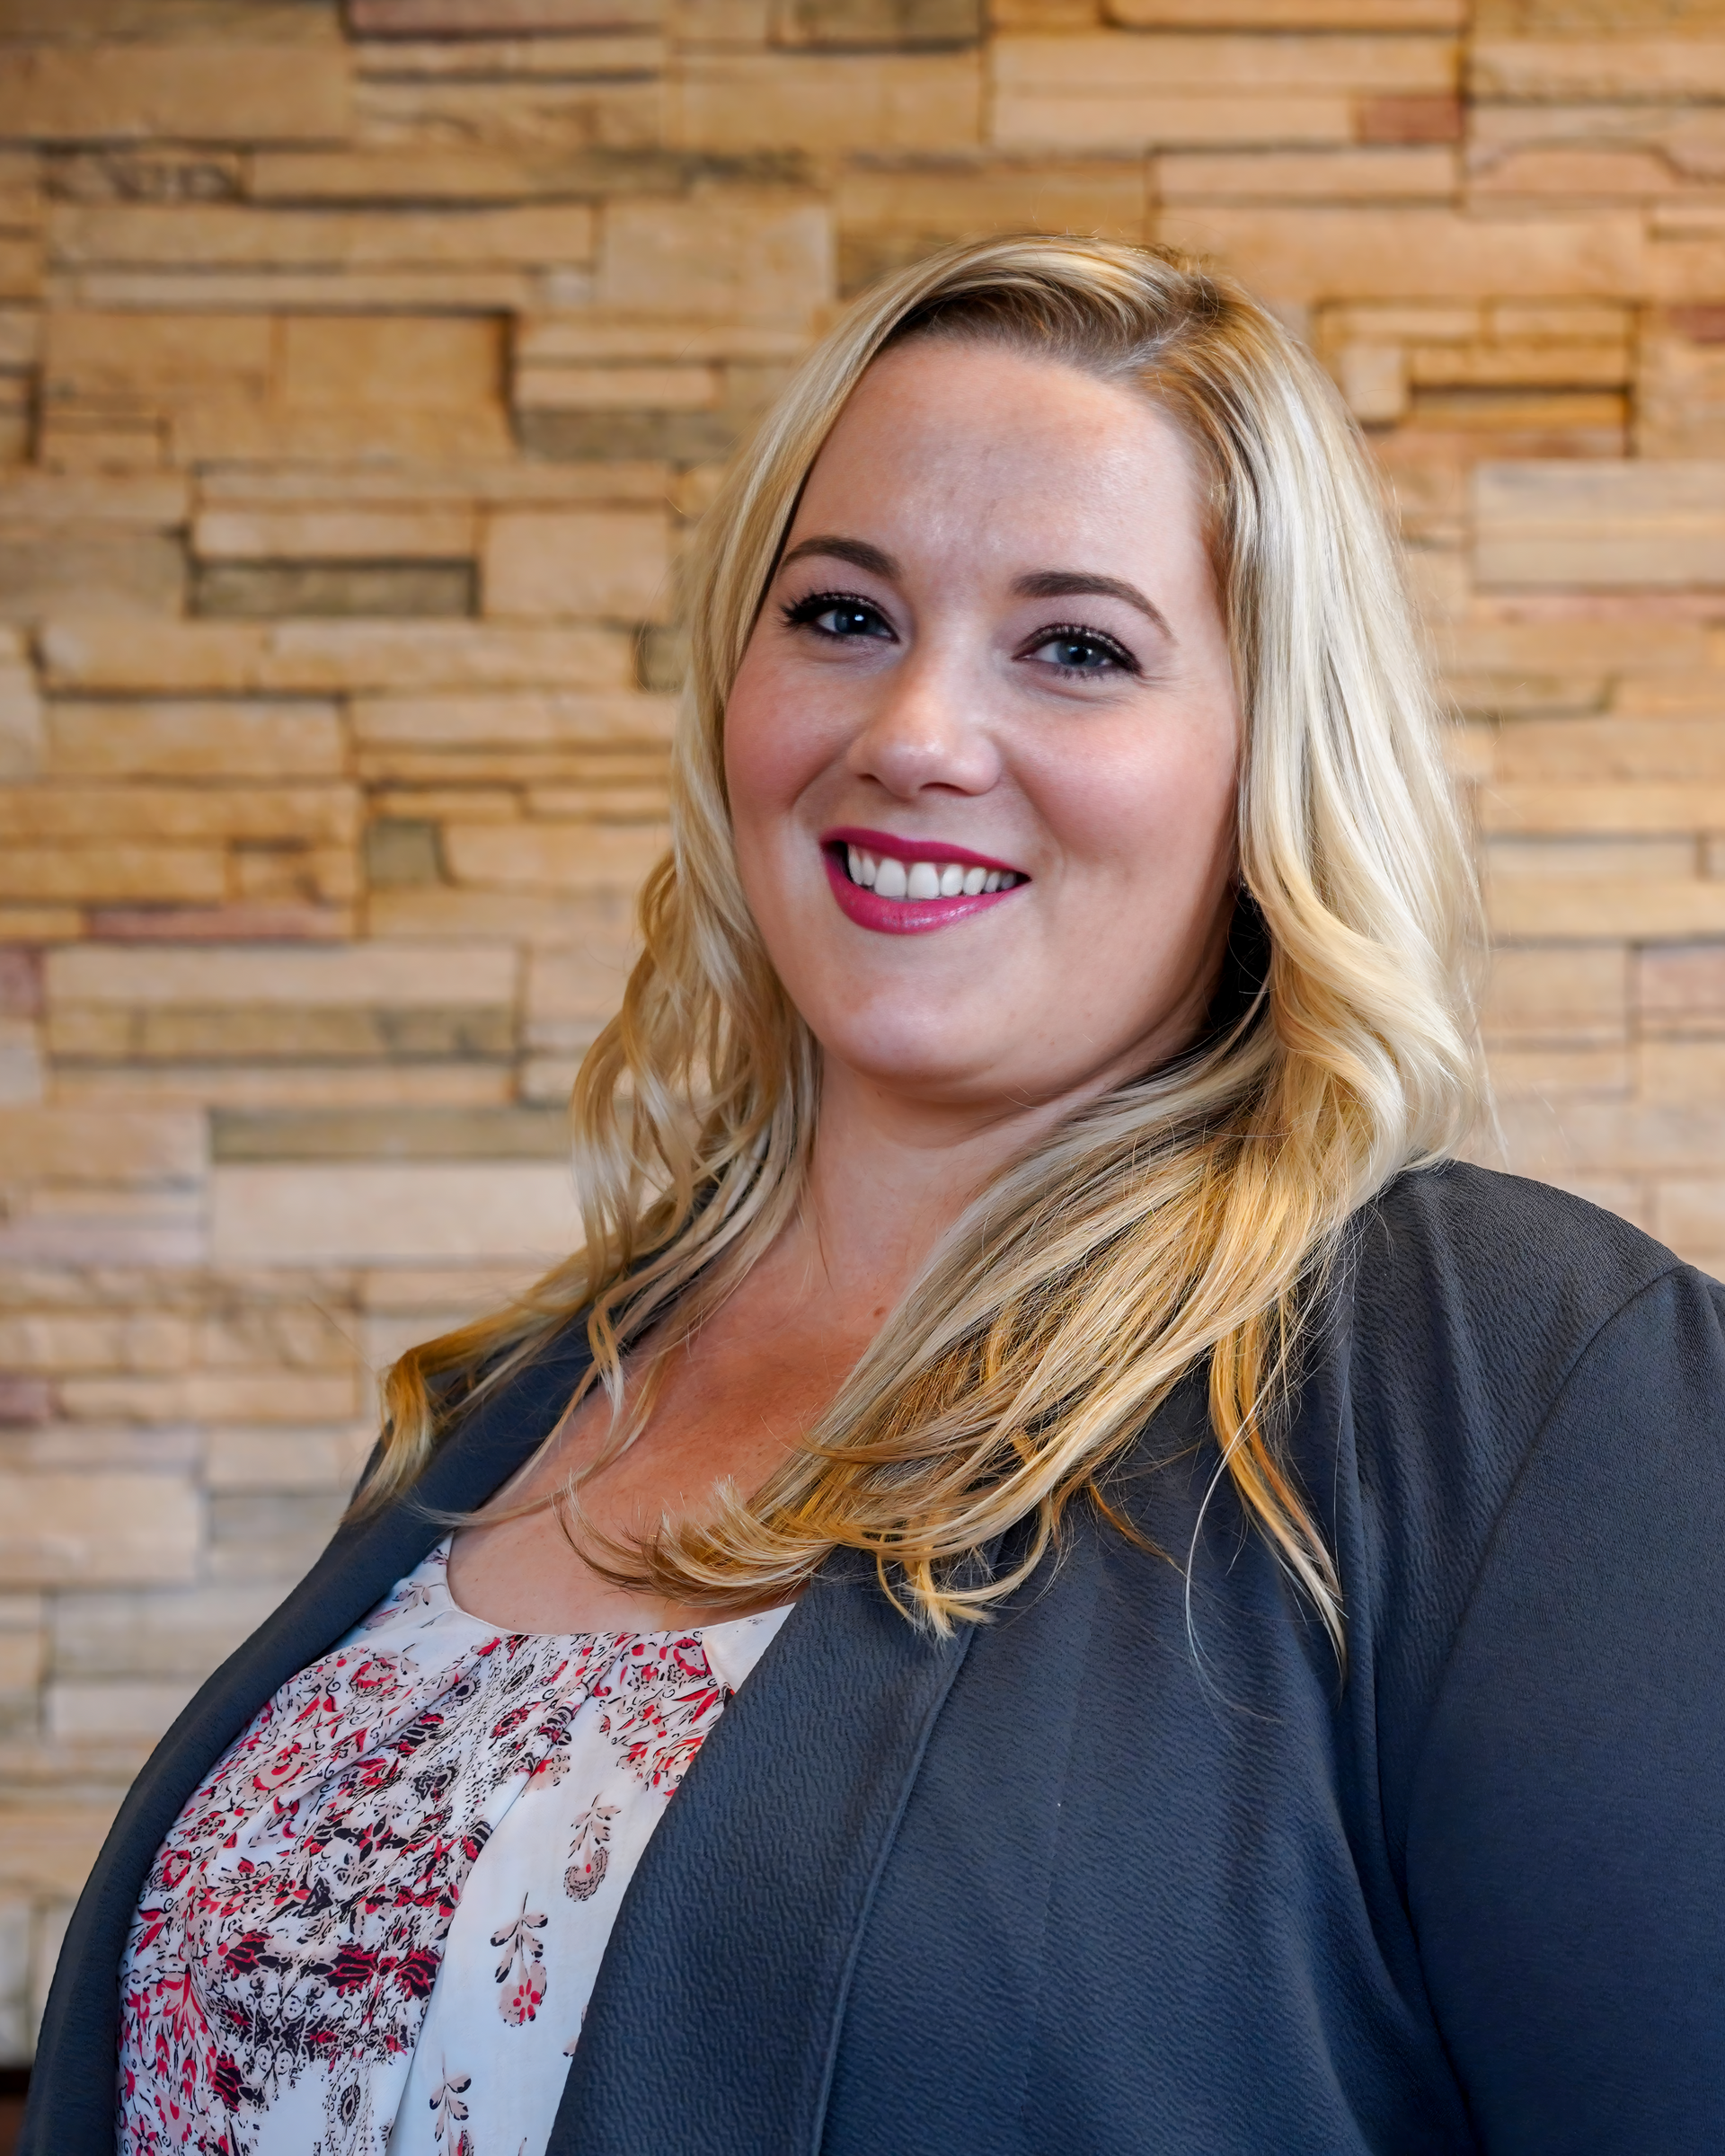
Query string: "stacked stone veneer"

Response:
xmin=2 ymin=0 xmax=1725 ymax=2060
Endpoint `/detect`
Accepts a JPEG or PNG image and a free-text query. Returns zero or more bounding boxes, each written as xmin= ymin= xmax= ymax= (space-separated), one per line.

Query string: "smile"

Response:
xmin=819 ymin=826 xmax=1029 ymax=936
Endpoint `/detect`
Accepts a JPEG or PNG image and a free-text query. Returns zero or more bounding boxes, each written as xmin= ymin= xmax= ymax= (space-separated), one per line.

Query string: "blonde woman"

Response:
xmin=30 ymin=238 xmax=1725 ymax=2156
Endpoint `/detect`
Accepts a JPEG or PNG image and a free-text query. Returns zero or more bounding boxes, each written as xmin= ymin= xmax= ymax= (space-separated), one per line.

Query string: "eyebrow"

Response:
xmin=777 ymin=535 xmax=900 ymax=579
xmin=1012 ymin=570 xmax=1174 ymax=641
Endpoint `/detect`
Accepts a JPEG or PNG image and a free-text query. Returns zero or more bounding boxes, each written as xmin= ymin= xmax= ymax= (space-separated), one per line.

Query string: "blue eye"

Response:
xmin=783 ymin=591 xmax=894 ymax=641
xmin=1027 ymin=630 xmax=1130 ymax=675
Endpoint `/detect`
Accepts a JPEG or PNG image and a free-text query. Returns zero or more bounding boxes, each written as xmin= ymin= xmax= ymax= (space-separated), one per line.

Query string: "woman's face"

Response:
xmin=723 ymin=339 xmax=1243 ymax=1122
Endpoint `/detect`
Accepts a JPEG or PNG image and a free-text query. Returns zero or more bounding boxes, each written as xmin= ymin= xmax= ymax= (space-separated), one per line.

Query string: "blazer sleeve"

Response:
xmin=1403 ymin=1264 xmax=1725 ymax=2154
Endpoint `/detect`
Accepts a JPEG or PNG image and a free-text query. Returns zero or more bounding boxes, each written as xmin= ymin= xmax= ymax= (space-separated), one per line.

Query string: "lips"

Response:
xmin=819 ymin=826 xmax=1029 ymax=937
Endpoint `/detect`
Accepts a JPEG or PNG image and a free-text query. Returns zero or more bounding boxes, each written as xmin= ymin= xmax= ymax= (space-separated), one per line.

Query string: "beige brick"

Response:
xmin=0 ymin=785 xmax=357 ymax=845
xmin=443 ymin=819 xmax=666 ymax=892
xmin=0 ymin=659 xmax=42 ymax=782
xmin=211 ymin=1162 xmax=582 ymax=1264
xmin=46 ymin=1679 xmax=196 ymax=1744
xmin=0 ymin=474 xmax=187 ymax=528
xmin=514 ymin=362 xmax=723 ymax=412
xmin=61 ymin=1372 xmax=358 ymax=1426
xmin=197 ymin=459 xmax=674 ymax=507
xmin=0 ymin=44 xmax=351 ymax=144
xmin=192 ymin=508 xmax=476 ymax=563
xmin=205 ymin=1423 xmax=376 ymax=1494
xmin=1636 ymin=333 xmax=1725 ymax=460
xmin=1158 ymin=147 xmax=1455 ymax=200
xmin=1487 ymin=878 xmax=1725 ymax=941
xmin=1410 ymin=342 xmax=1628 ymax=391
xmin=0 ymin=1473 xmax=199 ymax=1589
xmin=53 ymin=1064 xmax=514 ymax=1110
xmin=1156 ymin=205 xmax=1643 ymax=303
xmin=1487 ymin=835 xmax=1696 ymax=883
xmin=50 ymin=202 xmax=595 ymax=273
xmin=46 ymin=701 xmax=346 ymax=782
xmin=40 ymin=619 xmax=634 ymax=695
xmin=1442 ymin=618 xmax=1710 ymax=676
xmin=1486 ymin=1043 xmax=1630 ymax=1100
xmin=1482 ymin=782 xmax=1725 ymax=835
xmin=1475 ymin=460 xmax=1725 ymax=588
xmin=351 ymin=692 xmax=674 ymax=747
xmin=349 ymin=0 xmax=660 ymax=27
xmin=1473 ymin=39 xmax=1725 ymax=103
xmin=0 ymin=846 xmax=225 ymax=906
xmin=598 ymin=197 xmax=833 ymax=323
xmin=0 ymin=1313 xmax=193 ymax=1376
xmin=1110 ymin=0 xmax=1460 ymax=18
xmin=997 ymin=89 xmax=1350 ymax=153
xmin=1640 ymin=1039 xmax=1725 ymax=1107
xmin=1482 ymin=943 xmax=1627 ymax=1045
xmin=482 ymin=508 xmax=671 ymax=622
xmin=279 ymin=312 xmax=507 ymax=411
xmin=0 ymin=1109 xmax=203 ymax=1184
xmin=46 ymin=941 xmax=515 ymax=1010
xmin=997 ymin=31 xmax=1455 ymax=96
xmin=670 ymin=52 xmax=981 ymax=153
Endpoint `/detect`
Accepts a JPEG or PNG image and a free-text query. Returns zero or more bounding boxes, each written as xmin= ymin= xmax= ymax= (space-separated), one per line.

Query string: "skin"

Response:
xmin=448 ymin=340 xmax=1244 ymax=1634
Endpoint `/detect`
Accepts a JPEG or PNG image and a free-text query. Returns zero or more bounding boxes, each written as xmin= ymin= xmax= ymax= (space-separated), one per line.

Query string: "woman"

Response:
xmin=25 ymin=237 xmax=1725 ymax=2156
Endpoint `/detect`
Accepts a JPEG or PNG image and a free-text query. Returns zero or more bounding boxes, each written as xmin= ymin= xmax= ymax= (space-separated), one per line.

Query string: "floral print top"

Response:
xmin=116 ymin=1537 xmax=792 ymax=2156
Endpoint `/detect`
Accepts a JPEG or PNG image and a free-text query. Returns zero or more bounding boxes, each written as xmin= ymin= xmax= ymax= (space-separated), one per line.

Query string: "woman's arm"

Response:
xmin=1406 ymin=1264 xmax=1725 ymax=2152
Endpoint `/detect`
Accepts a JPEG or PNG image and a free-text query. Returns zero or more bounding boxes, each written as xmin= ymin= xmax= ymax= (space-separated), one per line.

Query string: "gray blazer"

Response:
xmin=23 ymin=1164 xmax=1725 ymax=2153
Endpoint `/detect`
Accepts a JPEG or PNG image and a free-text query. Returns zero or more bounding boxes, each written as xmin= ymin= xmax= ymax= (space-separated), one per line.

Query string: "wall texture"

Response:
xmin=1 ymin=0 xmax=1724 ymax=2061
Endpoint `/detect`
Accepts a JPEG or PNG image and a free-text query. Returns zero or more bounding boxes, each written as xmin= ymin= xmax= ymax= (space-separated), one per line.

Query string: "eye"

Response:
xmin=782 ymin=590 xmax=895 ymax=643
xmin=1022 ymin=625 xmax=1138 ymax=679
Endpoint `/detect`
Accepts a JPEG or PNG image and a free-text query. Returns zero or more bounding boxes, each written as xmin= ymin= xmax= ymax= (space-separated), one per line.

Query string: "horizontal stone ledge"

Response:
xmin=994 ymin=31 xmax=1456 ymax=95
xmin=0 ymin=1473 xmax=199 ymax=1592
xmin=46 ymin=940 xmax=517 ymax=1007
xmin=196 ymin=461 xmax=673 ymax=508
xmin=1481 ymin=782 xmax=1725 ymax=834
xmin=0 ymin=44 xmax=350 ymax=146
xmin=1474 ymin=459 xmax=1725 ymax=588
xmin=0 ymin=1109 xmax=205 ymax=1185
xmin=1487 ymin=876 xmax=1725 ymax=941
xmin=38 ymin=618 xmax=636 ymax=695
xmin=211 ymin=1161 xmax=583 ymax=1265
xmin=212 ymin=1106 xmax=571 ymax=1162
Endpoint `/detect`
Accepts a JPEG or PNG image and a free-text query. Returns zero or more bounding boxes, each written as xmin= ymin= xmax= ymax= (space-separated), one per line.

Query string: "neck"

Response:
xmin=793 ymin=1062 xmax=1087 ymax=1317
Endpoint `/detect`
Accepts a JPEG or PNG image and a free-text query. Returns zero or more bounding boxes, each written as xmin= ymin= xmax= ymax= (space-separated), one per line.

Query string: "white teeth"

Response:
xmin=843 ymin=845 xmax=1023 ymax=901
xmin=906 ymin=861 xmax=941 ymax=900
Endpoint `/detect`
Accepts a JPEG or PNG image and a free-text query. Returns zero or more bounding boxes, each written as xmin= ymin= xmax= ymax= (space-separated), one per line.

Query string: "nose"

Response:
xmin=843 ymin=641 xmax=1003 ymax=801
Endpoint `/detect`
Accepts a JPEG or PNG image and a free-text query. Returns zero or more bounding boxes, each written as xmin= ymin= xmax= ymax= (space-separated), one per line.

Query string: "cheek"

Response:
xmin=721 ymin=645 xmax=830 ymax=839
xmin=1031 ymin=717 xmax=1239 ymax=902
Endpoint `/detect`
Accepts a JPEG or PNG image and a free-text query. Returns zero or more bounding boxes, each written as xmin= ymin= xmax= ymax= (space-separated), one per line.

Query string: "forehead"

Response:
xmin=787 ymin=339 xmax=1206 ymax=576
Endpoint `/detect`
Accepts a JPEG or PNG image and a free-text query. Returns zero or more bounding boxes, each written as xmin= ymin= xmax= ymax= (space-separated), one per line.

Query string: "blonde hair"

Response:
xmin=361 ymin=235 xmax=1485 ymax=1657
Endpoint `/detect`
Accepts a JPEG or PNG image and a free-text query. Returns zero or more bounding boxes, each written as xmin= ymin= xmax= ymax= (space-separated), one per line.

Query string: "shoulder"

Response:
xmin=1340 ymin=1160 xmax=1699 ymax=1438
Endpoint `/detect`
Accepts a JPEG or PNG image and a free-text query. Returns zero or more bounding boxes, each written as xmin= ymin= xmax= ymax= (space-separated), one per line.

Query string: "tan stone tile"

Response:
xmin=996 ymin=90 xmax=1352 ymax=153
xmin=0 ymin=1472 xmax=199 ymax=1589
xmin=1480 ymin=781 xmax=1725 ymax=834
xmin=1482 ymin=942 xmax=1628 ymax=1045
xmin=50 ymin=1065 xmax=515 ymax=1110
xmin=210 ymin=1161 xmax=583 ymax=1266
xmin=514 ymin=361 xmax=723 ymax=412
xmin=1488 ymin=876 xmax=1725 ymax=941
xmin=0 ymin=846 xmax=226 ymax=906
xmin=1156 ymin=203 xmax=1644 ymax=302
xmin=1110 ymin=0 xmax=1459 ymax=19
xmin=1640 ymin=1038 xmax=1725 ymax=1106
xmin=482 ymin=507 xmax=672 ymax=621
xmin=349 ymin=0 xmax=660 ymax=27
xmin=1158 ymin=146 xmax=1455 ymax=199
xmin=45 ymin=939 xmax=515 ymax=1009
xmin=443 ymin=818 xmax=667 ymax=892
xmin=192 ymin=507 xmax=477 ymax=562
xmin=1485 ymin=1043 xmax=1631 ymax=1099
xmin=350 ymin=690 xmax=675 ymax=747
xmin=0 ymin=1109 xmax=202 ymax=1185
xmin=1485 ymin=834 xmax=1697 ymax=881
xmin=670 ymin=51 xmax=982 ymax=152
xmin=0 ymin=44 xmax=350 ymax=144
xmin=0 ymin=784 xmax=358 ymax=845
xmin=1473 ymin=38 xmax=1725 ymax=103
xmin=48 ymin=201 xmax=597 ymax=271
xmin=45 ymin=700 xmax=346 ymax=782
xmin=597 ymin=194 xmax=833 ymax=322
xmin=1474 ymin=458 xmax=1725 ymax=588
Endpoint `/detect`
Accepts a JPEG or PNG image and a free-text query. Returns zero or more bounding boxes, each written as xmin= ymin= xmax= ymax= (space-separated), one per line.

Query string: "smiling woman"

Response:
xmin=27 ymin=239 xmax=1725 ymax=2156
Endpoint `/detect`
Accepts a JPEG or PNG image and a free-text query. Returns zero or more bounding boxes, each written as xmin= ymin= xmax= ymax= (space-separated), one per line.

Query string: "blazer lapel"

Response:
xmin=550 ymin=1553 xmax=979 ymax=2156
xmin=23 ymin=1324 xmax=594 ymax=2156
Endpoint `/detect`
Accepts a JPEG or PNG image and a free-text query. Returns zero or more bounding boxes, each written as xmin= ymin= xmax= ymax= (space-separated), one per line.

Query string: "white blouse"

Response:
xmin=117 ymin=1538 xmax=792 ymax=2156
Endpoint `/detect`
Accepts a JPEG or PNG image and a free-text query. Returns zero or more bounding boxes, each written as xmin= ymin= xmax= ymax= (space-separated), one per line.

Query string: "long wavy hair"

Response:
xmin=356 ymin=235 xmax=1485 ymax=1657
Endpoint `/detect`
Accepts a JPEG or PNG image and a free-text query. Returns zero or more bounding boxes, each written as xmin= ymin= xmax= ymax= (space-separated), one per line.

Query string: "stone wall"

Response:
xmin=2 ymin=0 xmax=1724 ymax=2061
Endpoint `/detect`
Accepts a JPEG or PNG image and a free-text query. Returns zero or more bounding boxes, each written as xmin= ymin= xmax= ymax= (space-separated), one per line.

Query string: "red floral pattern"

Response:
xmin=117 ymin=1546 xmax=737 ymax=2156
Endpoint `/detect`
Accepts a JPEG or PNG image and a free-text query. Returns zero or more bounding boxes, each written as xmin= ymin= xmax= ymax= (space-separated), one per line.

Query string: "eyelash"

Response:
xmin=781 ymin=590 xmax=1141 ymax=680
